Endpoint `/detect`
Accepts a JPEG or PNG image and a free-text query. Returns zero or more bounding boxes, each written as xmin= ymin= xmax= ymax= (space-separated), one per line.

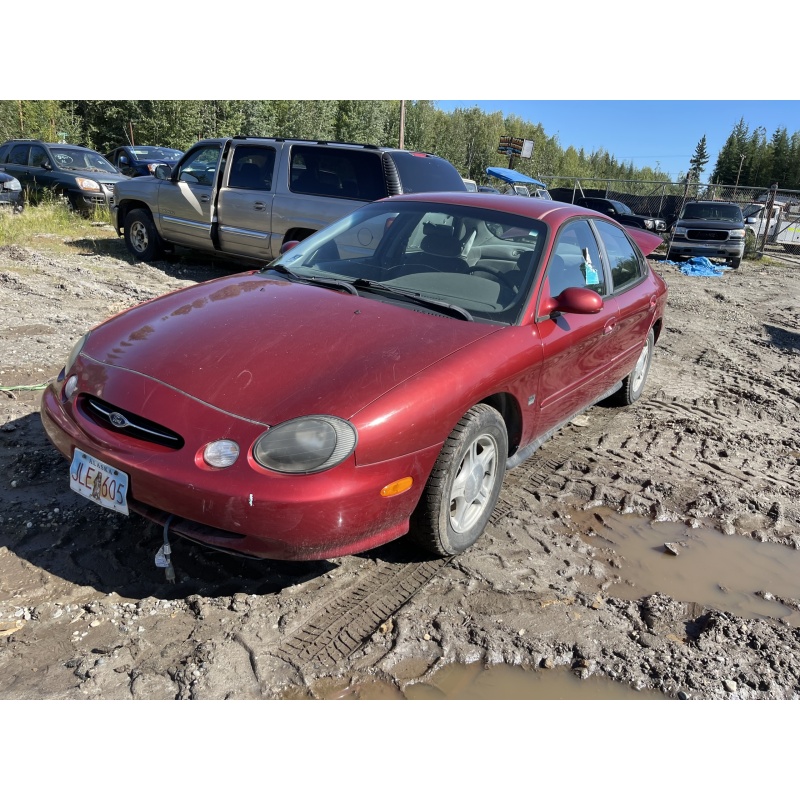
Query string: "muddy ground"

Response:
xmin=1 ymin=226 xmax=799 ymax=701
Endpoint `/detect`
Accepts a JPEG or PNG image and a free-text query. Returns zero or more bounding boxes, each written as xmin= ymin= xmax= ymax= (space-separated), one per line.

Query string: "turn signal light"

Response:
xmin=380 ymin=477 xmax=413 ymax=497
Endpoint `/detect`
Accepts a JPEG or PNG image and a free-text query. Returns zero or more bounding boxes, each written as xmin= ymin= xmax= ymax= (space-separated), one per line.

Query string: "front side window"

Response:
xmin=30 ymin=146 xmax=48 ymax=167
xmin=546 ymin=220 xmax=606 ymax=297
xmin=177 ymin=145 xmax=221 ymax=186
xmin=594 ymin=219 xmax=643 ymax=293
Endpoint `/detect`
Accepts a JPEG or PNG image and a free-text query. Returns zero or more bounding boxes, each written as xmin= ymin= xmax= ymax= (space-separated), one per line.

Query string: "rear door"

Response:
xmin=157 ymin=143 xmax=222 ymax=252
xmin=216 ymin=143 xmax=277 ymax=260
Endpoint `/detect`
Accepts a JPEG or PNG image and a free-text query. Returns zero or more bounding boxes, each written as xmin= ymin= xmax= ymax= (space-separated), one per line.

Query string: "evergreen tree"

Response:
xmin=689 ymin=135 xmax=709 ymax=181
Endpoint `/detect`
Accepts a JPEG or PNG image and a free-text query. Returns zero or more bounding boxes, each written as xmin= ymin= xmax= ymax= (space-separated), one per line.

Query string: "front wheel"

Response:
xmin=610 ymin=329 xmax=654 ymax=406
xmin=729 ymin=257 xmax=742 ymax=269
xmin=410 ymin=404 xmax=507 ymax=557
xmin=124 ymin=208 xmax=164 ymax=261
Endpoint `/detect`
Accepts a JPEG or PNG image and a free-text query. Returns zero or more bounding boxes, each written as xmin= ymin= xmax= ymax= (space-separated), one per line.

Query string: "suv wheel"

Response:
xmin=124 ymin=209 xmax=165 ymax=261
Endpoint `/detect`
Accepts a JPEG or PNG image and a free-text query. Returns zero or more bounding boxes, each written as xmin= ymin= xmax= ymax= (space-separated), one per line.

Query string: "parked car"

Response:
xmin=105 ymin=145 xmax=184 ymax=177
xmin=0 ymin=169 xmax=24 ymax=212
xmin=41 ymin=193 xmax=667 ymax=562
xmin=572 ymin=196 xmax=667 ymax=232
xmin=0 ymin=140 xmax=129 ymax=214
xmin=478 ymin=185 xmax=501 ymax=194
xmin=462 ymin=178 xmax=478 ymax=192
xmin=667 ymin=201 xmax=746 ymax=269
xmin=113 ymin=136 xmax=468 ymax=263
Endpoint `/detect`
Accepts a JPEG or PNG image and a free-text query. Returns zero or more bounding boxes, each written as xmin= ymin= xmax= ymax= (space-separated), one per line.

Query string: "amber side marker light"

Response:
xmin=380 ymin=477 xmax=413 ymax=497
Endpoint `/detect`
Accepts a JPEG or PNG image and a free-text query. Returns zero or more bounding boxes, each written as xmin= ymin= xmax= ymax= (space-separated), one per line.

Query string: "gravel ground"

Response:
xmin=1 ymin=226 xmax=799 ymax=702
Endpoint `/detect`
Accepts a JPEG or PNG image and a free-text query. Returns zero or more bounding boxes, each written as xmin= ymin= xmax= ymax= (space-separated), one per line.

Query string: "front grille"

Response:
xmin=100 ymin=182 xmax=117 ymax=193
xmin=687 ymin=229 xmax=728 ymax=241
xmin=82 ymin=396 xmax=184 ymax=449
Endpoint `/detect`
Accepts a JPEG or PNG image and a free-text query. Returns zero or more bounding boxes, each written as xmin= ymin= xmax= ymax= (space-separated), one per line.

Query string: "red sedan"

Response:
xmin=40 ymin=193 xmax=667 ymax=561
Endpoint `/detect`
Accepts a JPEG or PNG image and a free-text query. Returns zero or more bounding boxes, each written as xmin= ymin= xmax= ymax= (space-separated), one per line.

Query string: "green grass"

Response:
xmin=0 ymin=200 xmax=117 ymax=251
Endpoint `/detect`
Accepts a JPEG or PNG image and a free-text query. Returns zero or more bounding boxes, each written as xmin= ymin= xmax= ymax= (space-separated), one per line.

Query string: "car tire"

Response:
xmin=124 ymin=209 xmax=164 ymax=261
xmin=729 ymin=257 xmax=742 ymax=269
xmin=410 ymin=404 xmax=507 ymax=557
xmin=609 ymin=329 xmax=654 ymax=407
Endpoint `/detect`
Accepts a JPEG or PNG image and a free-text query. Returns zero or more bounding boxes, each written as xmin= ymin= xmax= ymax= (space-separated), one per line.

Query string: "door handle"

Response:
xmin=199 ymin=195 xmax=210 ymax=203
xmin=253 ymin=202 xmax=266 ymax=211
xmin=649 ymin=295 xmax=657 ymax=308
xmin=603 ymin=318 xmax=617 ymax=335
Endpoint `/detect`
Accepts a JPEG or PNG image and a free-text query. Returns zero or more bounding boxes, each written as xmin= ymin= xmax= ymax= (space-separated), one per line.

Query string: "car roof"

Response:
xmin=373 ymin=191 xmax=615 ymax=226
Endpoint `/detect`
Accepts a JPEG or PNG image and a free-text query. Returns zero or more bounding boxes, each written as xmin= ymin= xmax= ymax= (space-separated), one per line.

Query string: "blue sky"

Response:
xmin=434 ymin=101 xmax=800 ymax=182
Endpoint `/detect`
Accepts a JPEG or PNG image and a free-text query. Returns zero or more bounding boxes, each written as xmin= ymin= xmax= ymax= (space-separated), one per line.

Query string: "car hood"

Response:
xmin=624 ymin=227 xmax=664 ymax=256
xmin=66 ymin=168 xmax=129 ymax=182
xmin=81 ymin=272 xmax=500 ymax=424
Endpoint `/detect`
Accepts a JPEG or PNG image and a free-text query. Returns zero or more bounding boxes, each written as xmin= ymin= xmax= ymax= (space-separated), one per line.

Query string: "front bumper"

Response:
xmin=669 ymin=238 xmax=744 ymax=261
xmin=40 ymin=370 xmax=440 ymax=560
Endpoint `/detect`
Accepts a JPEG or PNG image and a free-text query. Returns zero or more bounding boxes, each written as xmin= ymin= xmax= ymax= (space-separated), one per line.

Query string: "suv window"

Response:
xmin=229 ymin=145 xmax=276 ymax=191
xmin=178 ymin=145 xmax=221 ymax=186
xmin=594 ymin=219 xmax=644 ymax=292
xmin=289 ymin=146 xmax=384 ymax=201
xmin=390 ymin=151 xmax=468 ymax=194
xmin=30 ymin=146 xmax=48 ymax=168
xmin=9 ymin=144 xmax=29 ymax=165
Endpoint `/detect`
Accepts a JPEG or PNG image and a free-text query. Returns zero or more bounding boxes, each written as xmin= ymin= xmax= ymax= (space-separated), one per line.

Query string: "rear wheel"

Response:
xmin=411 ymin=404 xmax=507 ymax=557
xmin=124 ymin=208 xmax=164 ymax=261
xmin=610 ymin=329 xmax=654 ymax=406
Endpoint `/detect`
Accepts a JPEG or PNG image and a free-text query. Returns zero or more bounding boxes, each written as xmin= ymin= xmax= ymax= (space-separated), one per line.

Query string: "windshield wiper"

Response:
xmin=352 ymin=279 xmax=473 ymax=321
xmin=266 ymin=264 xmax=359 ymax=295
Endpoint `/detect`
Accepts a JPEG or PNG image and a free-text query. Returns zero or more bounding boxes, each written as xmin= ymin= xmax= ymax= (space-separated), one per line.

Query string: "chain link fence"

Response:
xmin=541 ymin=176 xmax=800 ymax=264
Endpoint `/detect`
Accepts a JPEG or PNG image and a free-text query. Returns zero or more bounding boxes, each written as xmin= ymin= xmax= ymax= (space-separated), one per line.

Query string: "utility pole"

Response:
xmin=399 ymin=100 xmax=405 ymax=150
xmin=734 ymin=153 xmax=745 ymax=197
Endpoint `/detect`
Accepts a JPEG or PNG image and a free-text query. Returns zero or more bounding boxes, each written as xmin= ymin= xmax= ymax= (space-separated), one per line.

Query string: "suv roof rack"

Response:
xmin=231 ymin=135 xmax=380 ymax=150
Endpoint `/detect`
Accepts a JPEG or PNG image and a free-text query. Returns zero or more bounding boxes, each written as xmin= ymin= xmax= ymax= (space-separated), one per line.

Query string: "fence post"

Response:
xmin=757 ymin=183 xmax=779 ymax=258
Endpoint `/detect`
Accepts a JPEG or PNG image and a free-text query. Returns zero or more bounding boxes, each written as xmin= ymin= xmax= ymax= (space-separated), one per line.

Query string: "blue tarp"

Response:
xmin=485 ymin=166 xmax=546 ymax=187
xmin=663 ymin=256 xmax=730 ymax=277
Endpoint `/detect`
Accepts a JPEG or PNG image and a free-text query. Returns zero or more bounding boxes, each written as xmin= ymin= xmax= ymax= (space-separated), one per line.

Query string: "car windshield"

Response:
xmin=681 ymin=203 xmax=743 ymax=222
xmin=267 ymin=200 xmax=547 ymax=325
xmin=130 ymin=146 xmax=183 ymax=160
xmin=615 ymin=201 xmax=633 ymax=214
xmin=51 ymin=148 xmax=116 ymax=173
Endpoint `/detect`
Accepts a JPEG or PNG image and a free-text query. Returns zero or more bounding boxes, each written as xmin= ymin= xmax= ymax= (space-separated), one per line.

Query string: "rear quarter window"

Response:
xmin=289 ymin=146 xmax=384 ymax=201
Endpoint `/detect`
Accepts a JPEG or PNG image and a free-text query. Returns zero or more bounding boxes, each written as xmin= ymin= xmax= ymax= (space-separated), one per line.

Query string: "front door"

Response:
xmin=157 ymin=144 xmax=222 ymax=253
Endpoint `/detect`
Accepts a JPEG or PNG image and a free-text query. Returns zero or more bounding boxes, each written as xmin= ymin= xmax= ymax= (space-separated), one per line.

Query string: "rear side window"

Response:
xmin=289 ymin=146 xmax=384 ymax=201
xmin=390 ymin=151 xmax=466 ymax=194
xmin=594 ymin=219 xmax=644 ymax=293
xmin=8 ymin=145 xmax=29 ymax=165
xmin=228 ymin=145 xmax=276 ymax=191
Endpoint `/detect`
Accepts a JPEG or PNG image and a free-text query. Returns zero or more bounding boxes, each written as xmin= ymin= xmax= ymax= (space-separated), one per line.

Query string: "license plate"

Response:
xmin=69 ymin=448 xmax=129 ymax=515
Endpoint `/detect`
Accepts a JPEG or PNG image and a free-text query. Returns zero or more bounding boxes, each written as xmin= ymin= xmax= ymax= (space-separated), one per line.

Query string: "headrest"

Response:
xmin=420 ymin=232 xmax=461 ymax=258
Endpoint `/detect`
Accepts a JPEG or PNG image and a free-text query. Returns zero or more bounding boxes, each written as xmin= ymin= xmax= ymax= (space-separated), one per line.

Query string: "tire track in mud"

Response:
xmin=277 ymin=558 xmax=450 ymax=669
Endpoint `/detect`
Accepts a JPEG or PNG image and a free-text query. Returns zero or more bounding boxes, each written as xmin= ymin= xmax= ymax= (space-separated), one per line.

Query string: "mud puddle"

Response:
xmin=301 ymin=663 xmax=668 ymax=700
xmin=568 ymin=507 xmax=800 ymax=626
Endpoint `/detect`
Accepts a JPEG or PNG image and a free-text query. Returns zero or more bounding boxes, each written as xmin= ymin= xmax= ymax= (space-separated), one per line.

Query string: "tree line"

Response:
xmin=2 ymin=101 xmax=797 ymax=191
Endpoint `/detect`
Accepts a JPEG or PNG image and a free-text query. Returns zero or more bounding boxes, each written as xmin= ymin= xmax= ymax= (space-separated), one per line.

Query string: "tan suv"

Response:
xmin=112 ymin=136 xmax=467 ymax=262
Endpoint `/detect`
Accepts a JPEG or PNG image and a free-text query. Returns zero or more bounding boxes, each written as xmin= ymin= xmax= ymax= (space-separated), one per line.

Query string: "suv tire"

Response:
xmin=124 ymin=209 xmax=165 ymax=261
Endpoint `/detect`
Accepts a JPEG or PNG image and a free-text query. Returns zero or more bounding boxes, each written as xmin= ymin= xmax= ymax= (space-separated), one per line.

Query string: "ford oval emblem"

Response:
xmin=109 ymin=412 xmax=129 ymax=428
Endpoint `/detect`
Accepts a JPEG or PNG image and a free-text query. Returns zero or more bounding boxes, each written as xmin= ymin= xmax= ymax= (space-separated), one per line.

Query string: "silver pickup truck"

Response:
xmin=112 ymin=136 xmax=467 ymax=263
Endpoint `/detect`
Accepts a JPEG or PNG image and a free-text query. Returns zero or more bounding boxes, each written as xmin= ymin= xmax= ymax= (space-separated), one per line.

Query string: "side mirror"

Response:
xmin=280 ymin=240 xmax=300 ymax=254
xmin=745 ymin=217 xmax=756 ymax=224
xmin=552 ymin=286 xmax=604 ymax=316
xmin=42 ymin=160 xmax=53 ymax=171
xmin=153 ymin=163 xmax=172 ymax=180
xmin=119 ymin=155 xmax=129 ymax=165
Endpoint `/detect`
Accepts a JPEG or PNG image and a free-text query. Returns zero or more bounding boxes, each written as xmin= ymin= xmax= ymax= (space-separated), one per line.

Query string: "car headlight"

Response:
xmin=253 ymin=416 xmax=357 ymax=474
xmin=644 ymin=219 xmax=654 ymax=230
xmin=65 ymin=332 xmax=90 ymax=374
xmin=2 ymin=177 xmax=21 ymax=191
xmin=729 ymin=229 xmax=746 ymax=240
xmin=656 ymin=221 xmax=666 ymax=231
xmin=674 ymin=226 xmax=687 ymax=236
xmin=75 ymin=177 xmax=100 ymax=192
